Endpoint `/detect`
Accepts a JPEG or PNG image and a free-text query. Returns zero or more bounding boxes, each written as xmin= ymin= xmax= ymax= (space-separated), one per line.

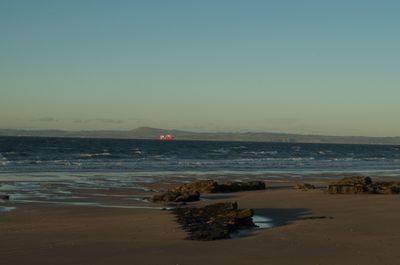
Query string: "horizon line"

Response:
xmin=1 ymin=126 xmax=400 ymax=139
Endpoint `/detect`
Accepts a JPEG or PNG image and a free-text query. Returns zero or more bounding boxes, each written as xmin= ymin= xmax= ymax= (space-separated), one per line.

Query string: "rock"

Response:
xmin=327 ymin=176 xmax=400 ymax=194
xmin=0 ymin=195 xmax=10 ymax=200
xmin=335 ymin=176 xmax=372 ymax=186
xmin=373 ymin=182 xmax=400 ymax=194
xmin=152 ymin=190 xmax=200 ymax=203
xmin=177 ymin=180 xmax=220 ymax=194
xmin=216 ymin=181 xmax=266 ymax=192
xmin=328 ymin=185 xmax=363 ymax=194
xmin=328 ymin=176 xmax=373 ymax=194
xmin=294 ymin=183 xmax=316 ymax=190
xmin=152 ymin=180 xmax=265 ymax=202
xmin=152 ymin=180 xmax=219 ymax=202
xmin=173 ymin=202 xmax=255 ymax=241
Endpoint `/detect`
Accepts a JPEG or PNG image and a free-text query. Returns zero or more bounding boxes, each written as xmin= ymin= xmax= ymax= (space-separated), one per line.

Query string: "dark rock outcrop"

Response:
xmin=374 ymin=181 xmax=400 ymax=194
xmin=328 ymin=176 xmax=373 ymax=194
xmin=171 ymin=180 xmax=266 ymax=194
xmin=327 ymin=176 xmax=400 ymax=194
xmin=152 ymin=180 xmax=266 ymax=203
xmin=294 ymin=183 xmax=316 ymax=190
xmin=152 ymin=190 xmax=200 ymax=203
xmin=0 ymin=195 xmax=10 ymax=200
xmin=217 ymin=181 xmax=266 ymax=192
xmin=152 ymin=180 xmax=216 ymax=203
xmin=173 ymin=202 xmax=255 ymax=240
xmin=176 ymin=180 xmax=220 ymax=194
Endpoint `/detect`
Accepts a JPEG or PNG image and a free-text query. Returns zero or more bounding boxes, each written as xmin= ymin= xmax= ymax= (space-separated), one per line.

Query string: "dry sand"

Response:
xmin=1 ymin=182 xmax=400 ymax=265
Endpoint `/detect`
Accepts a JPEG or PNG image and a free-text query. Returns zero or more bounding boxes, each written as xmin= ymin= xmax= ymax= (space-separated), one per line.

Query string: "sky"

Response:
xmin=1 ymin=0 xmax=399 ymax=136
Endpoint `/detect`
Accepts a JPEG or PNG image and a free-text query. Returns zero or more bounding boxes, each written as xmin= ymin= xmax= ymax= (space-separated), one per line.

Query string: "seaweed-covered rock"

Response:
xmin=0 ymin=195 xmax=10 ymax=200
xmin=152 ymin=190 xmax=200 ymax=203
xmin=373 ymin=182 xmax=400 ymax=194
xmin=327 ymin=176 xmax=400 ymax=194
xmin=294 ymin=183 xmax=316 ymax=190
xmin=152 ymin=180 xmax=218 ymax=203
xmin=174 ymin=202 xmax=255 ymax=241
xmin=152 ymin=180 xmax=265 ymax=202
xmin=176 ymin=180 xmax=266 ymax=193
xmin=328 ymin=176 xmax=373 ymax=194
xmin=336 ymin=176 xmax=372 ymax=186
xmin=217 ymin=181 xmax=266 ymax=192
xmin=177 ymin=180 xmax=220 ymax=194
xmin=152 ymin=181 xmax=217 ymax=202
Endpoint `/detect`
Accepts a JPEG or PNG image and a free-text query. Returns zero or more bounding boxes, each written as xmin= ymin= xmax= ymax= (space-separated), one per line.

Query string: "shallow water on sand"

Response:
xmin=0 ymin=206 xmax=16 ymax=212
xmin=252 ymin=215 xmax=274 ymax=229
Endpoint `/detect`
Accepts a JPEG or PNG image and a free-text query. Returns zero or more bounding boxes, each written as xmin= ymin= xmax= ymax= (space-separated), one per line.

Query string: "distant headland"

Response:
xmin=0 ymin=127 xmax=400 ymax=145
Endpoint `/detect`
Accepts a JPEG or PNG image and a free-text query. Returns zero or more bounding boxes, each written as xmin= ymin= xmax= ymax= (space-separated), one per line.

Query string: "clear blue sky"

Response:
xmin=1 ymin=0 xmax=399 ymax=136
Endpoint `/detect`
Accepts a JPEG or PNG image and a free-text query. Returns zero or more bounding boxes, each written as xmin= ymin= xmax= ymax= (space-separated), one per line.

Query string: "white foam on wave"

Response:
xmin=0 ymin=153 xmax=10 ymax=166
xmin=79 ymin=152 xmax=111 ymax=158
xmin=232 ymin=146 xmax=248 ymax=150
xmin=243 ymin=151 xmax=278 ymax=155
xmin=212 ymin=148 xmax=230 ymax=154
xmin=132 ymin=148 xmax=143 ymax=154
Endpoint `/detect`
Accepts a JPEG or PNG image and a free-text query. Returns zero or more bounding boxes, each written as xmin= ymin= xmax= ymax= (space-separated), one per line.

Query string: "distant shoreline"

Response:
xmin=1 ymin=127 xmax=400 ymax=145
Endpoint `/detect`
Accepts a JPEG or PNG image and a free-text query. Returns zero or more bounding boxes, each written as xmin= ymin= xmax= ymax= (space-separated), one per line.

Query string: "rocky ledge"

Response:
xmin=293 ymin=183 xmax=316 ymax=190
xmin=327 ymin=176 xmax=400 ymax=194
xmin=173 ymin=202 xmax=255 ymax=241
xmin=152 ymin=180 xmax=265 ymax=203
xmin=152 ymin=189 xmax=200 ymax=203
xmin=216 ymin=181 xmax=266 ymax=193
xmin=0 ymin=195 xmax=10 ymax=200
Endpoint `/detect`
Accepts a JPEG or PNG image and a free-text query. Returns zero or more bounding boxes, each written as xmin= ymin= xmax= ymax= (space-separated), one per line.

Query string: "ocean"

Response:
xmin=1 ymin=136 xmax=400 ymax=176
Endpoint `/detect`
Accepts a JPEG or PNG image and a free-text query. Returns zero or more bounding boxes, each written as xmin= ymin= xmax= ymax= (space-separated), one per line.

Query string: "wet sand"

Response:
xmin=1 ymin=180 xmax=400 ymax=265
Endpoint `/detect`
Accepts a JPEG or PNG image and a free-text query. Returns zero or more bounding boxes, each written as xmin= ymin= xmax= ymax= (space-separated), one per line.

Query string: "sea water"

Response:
xmin=1 ymin=136 xmax=400 ymax=206
xmin=1 ymin=136 xmax=400 ymax=176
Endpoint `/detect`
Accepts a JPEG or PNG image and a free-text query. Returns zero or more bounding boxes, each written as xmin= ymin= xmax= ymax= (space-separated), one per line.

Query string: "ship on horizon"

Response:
xmin=159 ymin=134 xmax=174 ymax=141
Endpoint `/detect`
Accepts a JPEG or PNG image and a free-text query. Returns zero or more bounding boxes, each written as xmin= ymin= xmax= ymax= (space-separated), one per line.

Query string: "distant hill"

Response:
xmin=1 ymin=127 xmax=400 ymax=145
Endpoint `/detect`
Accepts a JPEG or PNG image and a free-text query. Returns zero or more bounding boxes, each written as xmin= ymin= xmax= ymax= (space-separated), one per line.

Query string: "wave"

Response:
xmin=212 ymin=148 xmax=230 ymax=154
xmin=232 ymin=146 xmax=248 ymax=150
xmin=243 ymin=151 xmax=278 ymax=155
xmin=132 ymin=148 xmax=143 ymax=154
xmin=0 ymin=153 xmax=9 ymax=166
xmin=79 ymin=152 xmax=112 ymax=158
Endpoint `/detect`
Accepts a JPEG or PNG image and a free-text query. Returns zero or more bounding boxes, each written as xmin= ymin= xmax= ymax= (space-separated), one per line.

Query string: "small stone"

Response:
xmin=0 ymin=195 xmax=10 ymax=200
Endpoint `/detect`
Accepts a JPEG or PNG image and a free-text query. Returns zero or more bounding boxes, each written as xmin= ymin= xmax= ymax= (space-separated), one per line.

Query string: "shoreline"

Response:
xmin=1 ymin=173 xmax=400 ymax=212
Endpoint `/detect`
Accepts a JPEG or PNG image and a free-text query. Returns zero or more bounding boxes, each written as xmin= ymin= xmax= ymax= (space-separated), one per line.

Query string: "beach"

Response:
xmin=3 ymin=0 xmax=400 ymax=263
xmin=2 ymin=177 xmax=400 ymax=265
xmin=1 ymin=137 xmax=400 ymax=264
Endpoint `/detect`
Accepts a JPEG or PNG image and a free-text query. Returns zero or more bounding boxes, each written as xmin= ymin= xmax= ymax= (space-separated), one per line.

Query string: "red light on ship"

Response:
xmin=159 ymin=134 xmax=174 ymax=141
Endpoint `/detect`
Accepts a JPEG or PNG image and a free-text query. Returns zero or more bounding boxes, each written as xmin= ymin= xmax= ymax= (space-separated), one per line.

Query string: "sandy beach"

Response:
xmin=2 ymin=178 xmax=400 ymax=265
xmin=2 ymin=0 xmax=400 ymax=263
